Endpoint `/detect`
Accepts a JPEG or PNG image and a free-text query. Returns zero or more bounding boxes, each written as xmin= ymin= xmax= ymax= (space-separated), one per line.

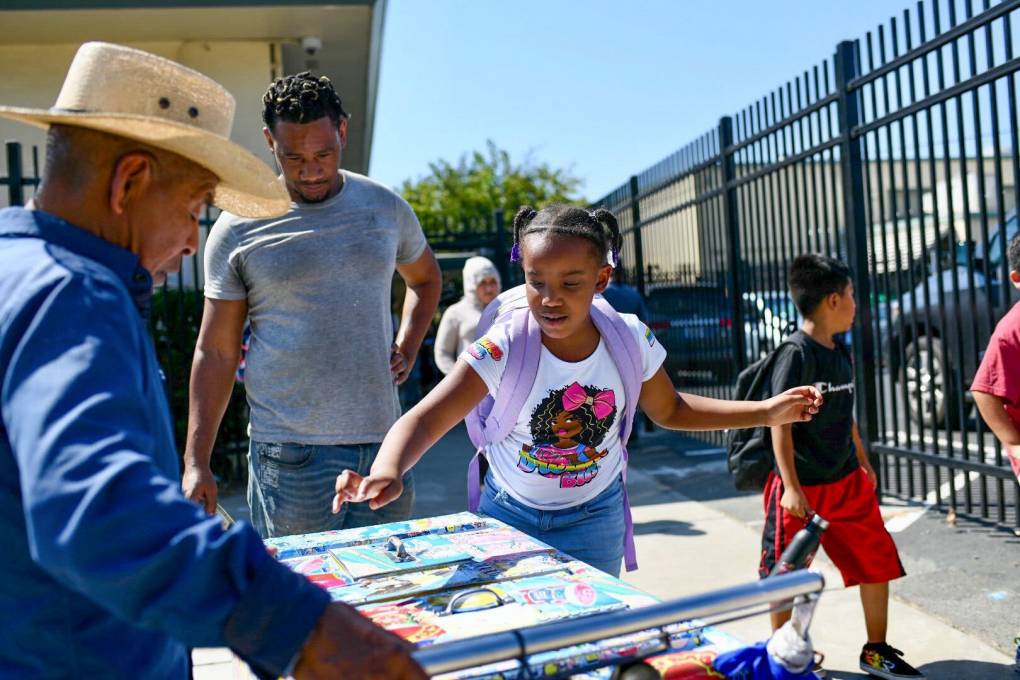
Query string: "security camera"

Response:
xmin=301 ymin=36 xmax=322 ymax=56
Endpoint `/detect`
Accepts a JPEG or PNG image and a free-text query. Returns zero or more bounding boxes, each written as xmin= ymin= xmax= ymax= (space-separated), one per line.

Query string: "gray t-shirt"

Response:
xmin=204 ymin=170 xmax=428 ymax=444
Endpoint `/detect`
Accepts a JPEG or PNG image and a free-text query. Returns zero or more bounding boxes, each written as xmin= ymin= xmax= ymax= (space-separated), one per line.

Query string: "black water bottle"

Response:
xmin=770 ymin=514 xmax=829 ymax=575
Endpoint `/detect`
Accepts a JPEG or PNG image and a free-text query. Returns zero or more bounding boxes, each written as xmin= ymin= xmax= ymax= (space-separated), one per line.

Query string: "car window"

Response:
xmin=765 ymin=297 xmax=793 ymax=317
xmin=741 ymin=293 xmax=796 ymax=320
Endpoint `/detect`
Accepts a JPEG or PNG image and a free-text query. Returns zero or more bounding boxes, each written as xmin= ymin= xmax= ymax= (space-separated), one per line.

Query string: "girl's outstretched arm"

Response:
xmin=332 ymin=360 xmax=489 ymax=512
xmin=638 ymin=367 xmax=821 ymax=431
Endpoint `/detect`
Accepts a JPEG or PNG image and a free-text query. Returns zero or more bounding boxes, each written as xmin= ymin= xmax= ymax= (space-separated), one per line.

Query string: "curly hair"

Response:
xmin=262 ymin=71 xmax=348 ymax=130
xmin=512 ymin=204 xmax=623 ymax=266
xmin=529 ymin=384 xmax=616 ymax=448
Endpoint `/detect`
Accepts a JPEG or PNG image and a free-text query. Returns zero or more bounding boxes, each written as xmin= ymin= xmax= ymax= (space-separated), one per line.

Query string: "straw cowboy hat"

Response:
xmin=0 ymin=42 xmax=288 ymax=219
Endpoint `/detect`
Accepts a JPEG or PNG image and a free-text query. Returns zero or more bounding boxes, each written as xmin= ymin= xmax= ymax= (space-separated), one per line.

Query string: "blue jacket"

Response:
xmin=0 ymin=207 xmax=329 ymax=678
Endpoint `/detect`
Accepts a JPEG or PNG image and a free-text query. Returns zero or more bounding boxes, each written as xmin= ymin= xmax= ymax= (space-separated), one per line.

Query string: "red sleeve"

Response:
xmin=971 ymin=326 xmax=1020 ymax=407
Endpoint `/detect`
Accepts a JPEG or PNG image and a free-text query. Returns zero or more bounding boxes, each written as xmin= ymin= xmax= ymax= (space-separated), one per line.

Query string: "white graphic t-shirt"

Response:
xmin=462 ymin=313 xmax=666 ymax=510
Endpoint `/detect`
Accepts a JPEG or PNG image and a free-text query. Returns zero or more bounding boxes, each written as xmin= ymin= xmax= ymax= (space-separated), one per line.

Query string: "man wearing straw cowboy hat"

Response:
xmin=0 ymin=43 xmax=425 ymax=680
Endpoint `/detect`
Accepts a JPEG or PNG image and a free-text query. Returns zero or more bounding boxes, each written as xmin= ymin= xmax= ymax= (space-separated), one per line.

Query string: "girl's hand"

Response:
xmin=332 ymin=467 xmax=403 ymax=513
xmin=764 ymin=386 xmax=822 ymax=426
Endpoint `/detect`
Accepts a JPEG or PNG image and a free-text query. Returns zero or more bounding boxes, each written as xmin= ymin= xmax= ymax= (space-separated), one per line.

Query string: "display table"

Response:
xmin=236 ymin=511 xmax=822 ymax=679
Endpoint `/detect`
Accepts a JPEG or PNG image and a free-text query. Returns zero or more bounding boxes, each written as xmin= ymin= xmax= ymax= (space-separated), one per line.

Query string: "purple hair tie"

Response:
xmin=509 ymin=243 xmax=521 ymax=263
xmin=610 ymin=247 xmax=619 ymax=268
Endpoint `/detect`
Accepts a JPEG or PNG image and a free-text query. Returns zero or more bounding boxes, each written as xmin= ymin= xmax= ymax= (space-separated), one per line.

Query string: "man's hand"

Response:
xmin=182 ymin=463 xmax=218 ymax=515
xmin=294 ymin=602 xmax=427 ymax=680
xmin=332 ymin=467 xmax=403 ymax=513
xmin=780 ymin=486 xmax=812 ymax=519
xmin=390 ymin=344 xmax=413 ymax=385
xmin=764 ymin=386 xmax=822 ymax=426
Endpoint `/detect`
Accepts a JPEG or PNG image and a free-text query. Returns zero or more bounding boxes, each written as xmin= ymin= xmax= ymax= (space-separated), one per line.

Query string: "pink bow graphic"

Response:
xmin=562 ymin=382 xmax=615 ymax=420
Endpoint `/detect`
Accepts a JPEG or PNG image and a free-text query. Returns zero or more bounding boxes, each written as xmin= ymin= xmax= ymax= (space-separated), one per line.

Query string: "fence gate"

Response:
xmin=595 ymin=0 xmax=1020 ymax=528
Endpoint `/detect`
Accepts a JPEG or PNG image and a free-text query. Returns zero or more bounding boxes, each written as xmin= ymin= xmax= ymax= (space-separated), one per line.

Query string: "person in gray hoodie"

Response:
xmin=434 ymin=256 xmax=501 ymax=374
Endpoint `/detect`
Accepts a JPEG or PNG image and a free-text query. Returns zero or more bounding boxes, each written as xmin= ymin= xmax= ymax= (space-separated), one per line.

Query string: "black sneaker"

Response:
xmin=859 ymin=643 xmax=925 ymax=679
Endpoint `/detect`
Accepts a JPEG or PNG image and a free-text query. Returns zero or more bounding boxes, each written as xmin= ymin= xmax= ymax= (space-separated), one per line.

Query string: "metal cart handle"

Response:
xmin=413 ymin=570 xmax=825 ymax=677
xmin=445 ymin=587 xmax=506 ymax=615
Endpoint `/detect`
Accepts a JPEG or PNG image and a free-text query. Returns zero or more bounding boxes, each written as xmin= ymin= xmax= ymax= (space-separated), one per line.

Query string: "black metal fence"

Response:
xmin=146 ymin=208 xmax=252 ymax=484
xmin=595 ymin=0 xmax=1020 ymax=527
xmin=1 ymin=141 xmax=39 ymax=203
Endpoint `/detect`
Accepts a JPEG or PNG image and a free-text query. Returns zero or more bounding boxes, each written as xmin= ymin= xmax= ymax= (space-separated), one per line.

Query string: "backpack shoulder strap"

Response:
xmin=466 ymin=306 xmax=542 ymax=512
xmin=590 ymin=298 xmax=643 ymax=442
xmin=748 ymin=338 xmax=800 ymax=399
xmin=475 ymin=284 xmax=528 ymax=340
xmin=590 ymin=298 xmax=645 ymax=572
xmin=483 ymin=307 xmax=541 ymax=444
xmin=467 ymin=283 xmax=533 ymax=448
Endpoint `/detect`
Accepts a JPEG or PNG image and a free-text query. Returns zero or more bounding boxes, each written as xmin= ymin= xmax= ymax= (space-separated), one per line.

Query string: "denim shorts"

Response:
xmin=478 ymin=472 xmax=626 ymax=577
xmin=247 ymin=441 xmax=415 ymax=539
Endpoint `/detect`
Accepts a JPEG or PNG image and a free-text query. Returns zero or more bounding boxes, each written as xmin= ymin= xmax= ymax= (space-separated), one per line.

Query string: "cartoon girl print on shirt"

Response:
xmin=519 ymin=382 xmax=618 ymax=488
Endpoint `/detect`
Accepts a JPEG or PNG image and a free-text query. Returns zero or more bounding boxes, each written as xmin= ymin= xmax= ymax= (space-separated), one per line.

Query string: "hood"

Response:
xmin=463 ymin=256 xmax=501 ymax=302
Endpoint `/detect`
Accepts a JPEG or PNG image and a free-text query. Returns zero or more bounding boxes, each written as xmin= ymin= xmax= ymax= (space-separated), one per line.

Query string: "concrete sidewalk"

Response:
xmin=622 ymin=459 xmax=1015 ymax=679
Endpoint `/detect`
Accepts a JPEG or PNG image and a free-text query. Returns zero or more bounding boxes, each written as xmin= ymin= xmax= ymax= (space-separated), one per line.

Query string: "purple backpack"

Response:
xmin=464 ymin=284 xmax=645 ymax=571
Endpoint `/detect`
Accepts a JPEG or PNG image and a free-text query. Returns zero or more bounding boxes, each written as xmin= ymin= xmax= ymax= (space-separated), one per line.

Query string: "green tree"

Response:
xmin=400 ymin=140 xmax=583 ymax=236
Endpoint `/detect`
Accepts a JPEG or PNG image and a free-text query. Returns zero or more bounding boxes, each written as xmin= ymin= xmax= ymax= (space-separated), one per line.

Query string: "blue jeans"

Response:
xmin=247 ymin=441 xmax=415 ymax=539
xmin=478 ymin=472 xmax=626 ymax=577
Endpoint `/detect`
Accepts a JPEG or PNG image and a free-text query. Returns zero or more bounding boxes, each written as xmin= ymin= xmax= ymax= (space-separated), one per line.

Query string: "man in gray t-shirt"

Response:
xmin=183 ymin=73 xmax=441 ymax=537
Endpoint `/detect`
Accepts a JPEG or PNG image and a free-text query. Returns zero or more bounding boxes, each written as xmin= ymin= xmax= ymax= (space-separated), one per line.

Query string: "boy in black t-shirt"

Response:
xmin=761 ymin=254 xmax=921 ymax=680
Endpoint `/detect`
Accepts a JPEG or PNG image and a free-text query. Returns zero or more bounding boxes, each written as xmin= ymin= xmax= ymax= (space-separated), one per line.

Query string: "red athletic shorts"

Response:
xmin=759 ymin=467 xmax=905 ymax=587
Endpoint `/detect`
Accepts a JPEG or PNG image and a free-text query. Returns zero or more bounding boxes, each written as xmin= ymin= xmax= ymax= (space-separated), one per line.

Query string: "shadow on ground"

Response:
xmin=917 ymin=659 xmax=1017 ymax=679
xmin=822 ymin=659 xmax=1015 ymax=680
xmin=632 ymin=519 xmax=705 ymax=537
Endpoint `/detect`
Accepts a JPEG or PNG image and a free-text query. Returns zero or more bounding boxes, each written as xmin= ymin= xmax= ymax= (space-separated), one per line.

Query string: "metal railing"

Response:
xmin=413 ymin=570 xmax=825 ymax=677
xmin=594 ymin=0 xmax=1020 ymax=527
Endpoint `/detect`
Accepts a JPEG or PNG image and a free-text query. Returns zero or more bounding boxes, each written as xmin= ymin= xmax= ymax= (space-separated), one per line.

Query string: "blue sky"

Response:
xmin=368 ymin=0 xmax=910 ymax=201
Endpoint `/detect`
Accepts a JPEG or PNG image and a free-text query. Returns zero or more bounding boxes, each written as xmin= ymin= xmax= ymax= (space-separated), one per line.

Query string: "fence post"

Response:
xmin=6 ymin=141 xmax=24 ymax=206
xmin=628 ymin=175 xmax=646 ymax=295
xmin=834 ymin=40 xmax=880 ymax=467
xmin=492 ymin=208 xmax=508 ymax=285
xmin=718 ymin=116 xmax=746 ymax=369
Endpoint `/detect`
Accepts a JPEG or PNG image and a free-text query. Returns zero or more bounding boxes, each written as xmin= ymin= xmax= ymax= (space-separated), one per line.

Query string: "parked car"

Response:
xmin=889 ymin=211 xmax=1019 ymax=428
xmin=742 ymin=288 xmax=889 ymax=367
xmin=645 ymin=284 xmax=735 ymax=386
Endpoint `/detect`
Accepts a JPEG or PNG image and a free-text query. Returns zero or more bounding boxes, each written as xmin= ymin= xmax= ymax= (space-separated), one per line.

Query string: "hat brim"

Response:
xmin=0 ymin=107 xmax=289 ymax=219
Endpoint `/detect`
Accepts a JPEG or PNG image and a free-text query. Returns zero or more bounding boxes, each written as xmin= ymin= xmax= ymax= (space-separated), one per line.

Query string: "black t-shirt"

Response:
xmin=769 ymin=330 xmax=859 ymax=485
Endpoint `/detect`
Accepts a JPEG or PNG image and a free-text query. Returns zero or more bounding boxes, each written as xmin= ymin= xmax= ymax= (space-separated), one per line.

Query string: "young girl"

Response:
xmin=333 ymin=205 xmax=821 ymax=577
